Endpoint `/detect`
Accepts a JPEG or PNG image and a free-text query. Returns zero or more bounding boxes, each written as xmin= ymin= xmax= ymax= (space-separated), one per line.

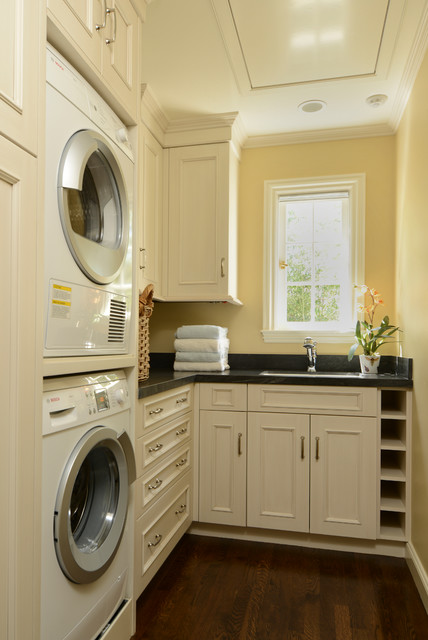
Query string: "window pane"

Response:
xmin=314 ymin=200 xmax=342 ymax=242
xmin=314 ymin=243 xmax=343 ymax=282
xmin=287 ymin=285 xmax=311 ymax=322
xmin=286 ymin=202 xmax=313 ymax=242
xmin=315 ymin=285 xmax=340 ymax=321
xmin=286 ymin=244 xmax=312 ymax=282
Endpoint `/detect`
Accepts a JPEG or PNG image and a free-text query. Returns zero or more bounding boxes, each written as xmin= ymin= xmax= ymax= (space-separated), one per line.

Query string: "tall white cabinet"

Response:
xmin=0 ymin=1 xmax=44 ymax=638
xmin=138 ymin=124 xmax=165 ymax=297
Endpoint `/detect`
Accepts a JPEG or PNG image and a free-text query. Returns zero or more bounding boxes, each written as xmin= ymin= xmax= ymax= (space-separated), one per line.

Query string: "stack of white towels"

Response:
xmin=173 ymin=325 xmax=230 ymax=371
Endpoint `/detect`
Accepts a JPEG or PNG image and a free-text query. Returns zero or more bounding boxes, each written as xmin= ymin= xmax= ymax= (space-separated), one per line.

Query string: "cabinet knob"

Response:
xmin=238 ymin=432 xmax=243 ymax=456
xmin=221 ymin=258 xmax=226 ymax=278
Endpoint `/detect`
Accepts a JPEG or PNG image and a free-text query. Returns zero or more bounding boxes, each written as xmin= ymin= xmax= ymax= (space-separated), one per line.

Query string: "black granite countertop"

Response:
xmin=138 ymin=354 xmax=413 ymax=399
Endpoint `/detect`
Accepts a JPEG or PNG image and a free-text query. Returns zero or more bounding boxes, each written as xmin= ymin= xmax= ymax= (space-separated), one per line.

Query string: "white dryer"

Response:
xmin=41 ymin=370 xmax=136 ymax=640
xmin=44 ymin=45 xmax=134 ymax=357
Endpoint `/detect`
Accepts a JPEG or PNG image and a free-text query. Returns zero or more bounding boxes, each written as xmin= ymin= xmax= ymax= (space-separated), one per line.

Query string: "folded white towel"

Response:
xmin=175 ymin=325 xmax=228 ymax=339
xmin=173 ymin=361 xmax=230 ymax=372
xmin=174 ymin=338 xmax=230 ymax=353
xmin=175 ymin=351 xmax=228 ymax=362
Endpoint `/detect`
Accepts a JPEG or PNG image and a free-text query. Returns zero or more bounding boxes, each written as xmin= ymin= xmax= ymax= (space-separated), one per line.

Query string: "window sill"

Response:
xmin=261 ymin=329 xmax=355 ymax=344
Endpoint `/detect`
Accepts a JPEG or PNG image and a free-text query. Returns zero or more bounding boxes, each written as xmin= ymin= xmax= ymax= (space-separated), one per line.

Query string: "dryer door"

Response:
xmin=57 ymin=130 xmax=130 ymax=285
xmin=54 ymin=426 xmax=135 ymax=584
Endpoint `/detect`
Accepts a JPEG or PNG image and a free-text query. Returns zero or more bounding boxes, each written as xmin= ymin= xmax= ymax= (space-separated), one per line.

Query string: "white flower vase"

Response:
xmin=359 ymin=354 xmax=381 ymax=375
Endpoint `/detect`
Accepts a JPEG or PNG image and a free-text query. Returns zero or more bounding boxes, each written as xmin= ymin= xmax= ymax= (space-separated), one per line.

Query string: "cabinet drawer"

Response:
xmin=200 ymin=383 xmax=247 ymax=411
xmin=248 ymin=385 xmax=377 ymax=417
xmin=137 ymin=472 xmax=191 ymax=575
xmin=135 ymin=445 xmax=191 ymax=517
xmin=139 ymin=386 xmax=193 ymax=435
xmin=136 ymin=413 xmax=192 ymax=473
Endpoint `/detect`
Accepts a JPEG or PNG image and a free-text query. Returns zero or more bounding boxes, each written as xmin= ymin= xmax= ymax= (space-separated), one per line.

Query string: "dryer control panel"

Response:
xmin=42 ymin=370 xmax=130 ymax=436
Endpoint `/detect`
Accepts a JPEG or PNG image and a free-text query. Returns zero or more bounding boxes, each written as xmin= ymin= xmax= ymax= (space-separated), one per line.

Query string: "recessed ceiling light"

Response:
xmin=298 ymin=100 xmax=326 ymax=113
xmin=366 ymin=94 xmax=388 ymax=108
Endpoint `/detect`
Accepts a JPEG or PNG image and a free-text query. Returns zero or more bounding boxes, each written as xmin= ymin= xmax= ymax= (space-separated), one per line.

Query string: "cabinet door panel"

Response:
xmin=102 ymin=0 xmax=138 ymax=119
xmin=168 ymin=144 xmax=229 ymax=300
xmin=310 ymin=415 xmax=377 ymax=539
xmin=47 ymin=0 xmax=103 ymax=69
xmin=247 ymin=413 xmax=310 ymax=532
xmin=0 ymin=136 xmax=39 ymax=640
xmin=0 ymin=0 xmax=40 ymax=154
xmin=199 ymin=410 xmax=246 ymax=526
xmin=138 ymin=125 xmax=163 ymax=293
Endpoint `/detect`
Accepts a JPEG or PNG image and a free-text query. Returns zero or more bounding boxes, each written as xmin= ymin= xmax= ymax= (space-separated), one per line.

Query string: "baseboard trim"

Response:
xmin=406 ymin=542 xmax=428 ymax=614
xmin=189 ymin=523 xmax=406 ymax=557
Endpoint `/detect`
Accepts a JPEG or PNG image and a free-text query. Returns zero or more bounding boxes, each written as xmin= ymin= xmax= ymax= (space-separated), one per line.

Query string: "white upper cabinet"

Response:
xmin=166 ymin=142 xmax=240 ymax=303
xmin=0 ymin=0 xmax=41 ymax=154
xmin=138 ymin=124 xmax=164 ymax=297
xmin=47 ymin=0 xmax=139 ymax=121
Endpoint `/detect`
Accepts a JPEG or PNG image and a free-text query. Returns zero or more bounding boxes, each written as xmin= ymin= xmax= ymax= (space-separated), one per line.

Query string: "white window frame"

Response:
xmin=262 ymin=174 xmax=365 ymax=344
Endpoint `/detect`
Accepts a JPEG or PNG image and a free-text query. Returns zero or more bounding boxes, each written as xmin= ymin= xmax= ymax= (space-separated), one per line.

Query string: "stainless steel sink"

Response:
xmin=259 ymin=370 xmax=363 ymax=378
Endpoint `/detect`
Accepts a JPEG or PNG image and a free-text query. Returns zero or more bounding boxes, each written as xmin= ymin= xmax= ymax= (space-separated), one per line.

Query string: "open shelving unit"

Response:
xmin=378 ymin=389 xmax=412 ymax=541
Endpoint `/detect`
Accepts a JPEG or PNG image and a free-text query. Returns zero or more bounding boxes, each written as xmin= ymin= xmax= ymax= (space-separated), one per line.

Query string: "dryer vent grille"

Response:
xmin=108 ymin=299 xmax=127 ymax=343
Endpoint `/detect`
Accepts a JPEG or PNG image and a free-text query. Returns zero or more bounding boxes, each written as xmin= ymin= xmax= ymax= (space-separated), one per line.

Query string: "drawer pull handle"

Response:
xmin=176 ymin=427 xmax=188 ymax=435
xmin=238 ymin=432 xmax=243 ymax=456
xmin=148 ymin=534 xmax=162 ymax=548
xmin=148 ymin=478 xmax=163 ymax=490
xmin=149 ymin=407 xmax=164 ymax=416
xmin=148 ymin=443 xmax=163 ymax=453
xmin=176 ymin=458 xmax=187 ymax=467
xmin=315 ymin=436 xmax=320 ymax=460
xmin=175 ymin=504 xmax=186 ymax=515
xmin=105 ymin=6 xmax=116 ymax=44
xmin=176 ymin=397 xmax=187 ymax=404
xmin=301 ymin=435 xmax=305 ymax=459
xmin=96 ymin=0 xmax=107 ymax=29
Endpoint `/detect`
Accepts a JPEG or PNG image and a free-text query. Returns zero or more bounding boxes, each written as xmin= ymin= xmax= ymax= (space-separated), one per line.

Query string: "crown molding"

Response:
xmin=243 ymin=122 xmax=395 ymax=149
xmin=130 ymin=0 xmax=154 ymax=22
xmin=389 ymin=2 xmax=428 ymax=132
xmin=140 ymin=83 xmax=169 ymax=145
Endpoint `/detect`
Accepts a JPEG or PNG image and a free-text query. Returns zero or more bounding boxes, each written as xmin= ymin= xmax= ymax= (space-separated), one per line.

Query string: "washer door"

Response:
xmin=57 ymin=130 xmax=129 ymax=285
xmin=54 ymin=426 xmax=135 ymax=584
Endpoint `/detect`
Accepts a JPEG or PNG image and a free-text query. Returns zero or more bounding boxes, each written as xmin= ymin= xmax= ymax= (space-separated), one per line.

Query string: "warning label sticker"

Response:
xmin=51 ymin=283 xmax=71 ymax=319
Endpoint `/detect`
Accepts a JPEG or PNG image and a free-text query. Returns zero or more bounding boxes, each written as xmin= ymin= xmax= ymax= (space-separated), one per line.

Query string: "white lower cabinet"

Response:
xmin=134 ymin=386 xmax=193 ymax=597
xmin=247 ymin=412 xmax=310 ymax=533
xmin=199 ymin=383 xmax=378 ymax=540
xmin=199 ymin=410 xmax=247 ymax=526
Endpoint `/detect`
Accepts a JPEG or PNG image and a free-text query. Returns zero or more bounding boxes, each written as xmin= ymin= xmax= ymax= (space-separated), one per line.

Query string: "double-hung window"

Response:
xmin=263 ymin=174 xmax=365 ymax=343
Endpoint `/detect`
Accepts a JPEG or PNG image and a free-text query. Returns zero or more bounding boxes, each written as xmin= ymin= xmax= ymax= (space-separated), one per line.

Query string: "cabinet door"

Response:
xmin=0 ymin=136 xmax=40 ymax=640
xmin=0 ymin=0 xmax=40 ymax=154
xmin=138 ymin=125 xmax=164 ymax=295
xmin=101 ymin=0 xmax=139 ymax=120
xmin=167 ymin=143 xmax=234 ymax=301
xmin=199 ymin=410 xmax=246 ymax=526
xmin=247 ymin=412 xmax=310 ymax=532
xmin=310 ymin=415 xmax=377 ymax=539
xmin=47 ymin=0 xmax=103 ymax=69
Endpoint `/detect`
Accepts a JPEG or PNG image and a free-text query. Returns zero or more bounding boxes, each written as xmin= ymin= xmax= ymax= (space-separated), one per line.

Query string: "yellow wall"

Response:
xmin=396 ymin=48 xmax=428 ymax=576
xmin=149 ymin=135 xmax=397 ymax=354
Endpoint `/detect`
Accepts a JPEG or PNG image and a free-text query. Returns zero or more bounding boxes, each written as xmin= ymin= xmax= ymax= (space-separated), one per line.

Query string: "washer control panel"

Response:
xmin=42 ymin=370 xmax=130 ymax=435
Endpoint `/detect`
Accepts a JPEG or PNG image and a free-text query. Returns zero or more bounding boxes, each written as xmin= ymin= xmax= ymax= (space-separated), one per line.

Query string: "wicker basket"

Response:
xmin=138 ymin=285 xmax=154 ymax=381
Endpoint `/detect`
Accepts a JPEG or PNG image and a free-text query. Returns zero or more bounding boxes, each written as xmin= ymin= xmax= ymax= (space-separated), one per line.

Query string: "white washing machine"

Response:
xmin=41 ymin=370 xmax=136 ymax=640
xmin=44 ymin=45 xmax=134 ymax=357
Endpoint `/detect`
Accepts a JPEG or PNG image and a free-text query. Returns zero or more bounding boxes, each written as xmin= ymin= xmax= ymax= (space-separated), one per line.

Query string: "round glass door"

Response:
xmin=54 ymin=427 xmax=132 ymax=584
xmin=57 ymin=130 xmax=130 ymax=285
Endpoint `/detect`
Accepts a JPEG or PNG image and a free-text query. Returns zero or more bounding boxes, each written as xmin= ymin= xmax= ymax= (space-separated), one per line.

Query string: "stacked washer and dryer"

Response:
xmin=42 ymin=45 xmax=136 ymax=640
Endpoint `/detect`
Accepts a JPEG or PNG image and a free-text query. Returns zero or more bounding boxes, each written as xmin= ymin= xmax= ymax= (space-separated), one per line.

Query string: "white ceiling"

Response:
xmin=141 ymin=0 xmax=428 ymax=146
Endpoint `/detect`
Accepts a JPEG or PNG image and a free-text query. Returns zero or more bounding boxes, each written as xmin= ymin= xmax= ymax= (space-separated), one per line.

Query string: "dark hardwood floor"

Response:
xmin=132 ymin=534 xmax=428 ymax=640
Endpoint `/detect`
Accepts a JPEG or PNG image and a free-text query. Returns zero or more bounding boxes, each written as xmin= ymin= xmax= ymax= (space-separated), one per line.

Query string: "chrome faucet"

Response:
xmin=303 ymin=337 xmax=317 ymax=372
